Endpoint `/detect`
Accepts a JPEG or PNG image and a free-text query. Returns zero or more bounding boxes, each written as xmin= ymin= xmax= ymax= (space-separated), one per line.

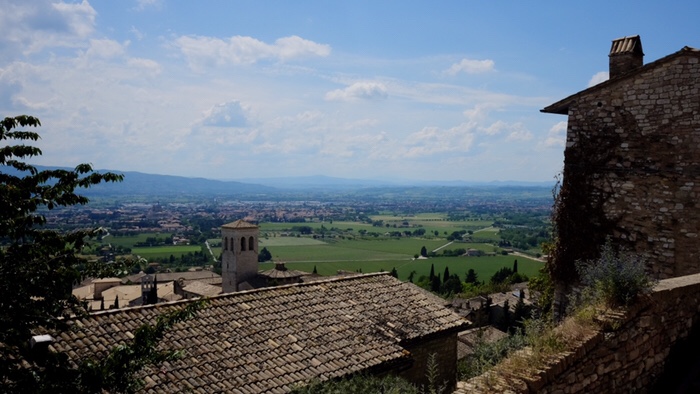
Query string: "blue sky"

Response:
xmin=2 ymin=1 xmax=699 ymax=182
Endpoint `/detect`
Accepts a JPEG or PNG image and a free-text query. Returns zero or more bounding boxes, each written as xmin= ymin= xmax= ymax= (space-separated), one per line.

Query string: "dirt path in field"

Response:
xmin=431 ymin=241 xmax=454 ymax=252
xmin=511 ymin=250 xmax=546 ymax=262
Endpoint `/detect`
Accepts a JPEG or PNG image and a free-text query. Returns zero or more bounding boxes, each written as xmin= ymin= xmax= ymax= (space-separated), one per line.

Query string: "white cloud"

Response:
xmin=445 ymin=58 xmax=495 ymax=75
xmin=402 ymin=122 xmax=476 ymax=158
xmin=199 ymin=101 xmax=250 ymax=128
xmin=130 ymin=26 xmax=145 ymax=41
xmin=588 ymin=71 xmax=608 ymax=87
xmin=475 ymin=118 xmax=534 ymax=142
xmin=0 ymin=0 xmax=97 ymax=56
xmin=127 ymin=58 xmax=162 ymax=75
xmin=482 ymin=120 xmax=507 ymax=136
xmin=133 ymin=0 xmax=163 ymax=11
xmin=541 ymin=121 xmax=567 ymax=148
xmin=173 ymin=34 xmax=331 ymax=70
xmin=504 ymin=123 xmax=533 ymax=142
xmin=463 ymin=104 xmax=497 ymax=123
xmin=84 ymin=39 xmax=127 ymax=59
xmin=274 ymin=36 xmax=331 ymax=61
xmin=325 ymin=82 xmax=388 ymax=101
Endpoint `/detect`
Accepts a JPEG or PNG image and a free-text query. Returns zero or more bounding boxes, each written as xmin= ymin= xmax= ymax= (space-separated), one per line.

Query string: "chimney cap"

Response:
xmin=610 ymin=35 xmax=644 ymax=57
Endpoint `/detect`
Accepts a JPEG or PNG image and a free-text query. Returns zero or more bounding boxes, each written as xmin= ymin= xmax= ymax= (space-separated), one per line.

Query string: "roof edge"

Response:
xmin=541 ymin=45 xmax=700 ymax=115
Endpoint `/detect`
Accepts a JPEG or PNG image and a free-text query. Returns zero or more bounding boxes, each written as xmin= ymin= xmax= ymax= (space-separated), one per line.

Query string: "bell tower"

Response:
xmin=221 ymin=220 xmax=259 ymax=293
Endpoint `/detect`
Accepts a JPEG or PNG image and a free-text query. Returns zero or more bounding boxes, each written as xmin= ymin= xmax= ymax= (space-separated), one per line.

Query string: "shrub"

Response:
xmin=575 ymin=239 xmax=656 ymax=307
xmin=291 ymin=374 xmax=418 ymax=394
xmin=458 ymin=330 xmax=528 ymax=380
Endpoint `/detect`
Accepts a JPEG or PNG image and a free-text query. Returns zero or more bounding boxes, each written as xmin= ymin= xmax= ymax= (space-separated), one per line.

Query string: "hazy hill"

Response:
xmin=3 ymin=166 xmax=555 ymax=199
xmin=4 ymin=166 xmax=275 ymax=197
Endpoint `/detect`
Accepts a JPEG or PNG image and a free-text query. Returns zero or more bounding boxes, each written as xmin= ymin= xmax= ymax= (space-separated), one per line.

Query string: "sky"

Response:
xmin=2 ymin=1 xmax=699 ymax=183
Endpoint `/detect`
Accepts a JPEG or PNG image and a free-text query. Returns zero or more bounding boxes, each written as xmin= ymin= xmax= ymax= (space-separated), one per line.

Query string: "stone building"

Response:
xmin=49 ymin=273 xmax=467 ymax=393
xmin=542 ymin=36 xmax=700 ymax=290
xmin=259 ymin=261 xmax=308 ymax=286
xmin=221 ymin=219 xmax=311 ymax=292
xmin=221 ymin=219 xmax=261 ymax=292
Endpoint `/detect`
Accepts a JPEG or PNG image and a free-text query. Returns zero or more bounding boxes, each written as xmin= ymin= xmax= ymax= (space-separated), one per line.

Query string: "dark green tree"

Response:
xmin=258 ymin=246 xmax=272 ymax=262
xmin=440 ymin=274 xmax=463 ymax=296
xmin=491 ymin=266 xmax=515 ymax=284
xmin=430 ymin=275 xmax=441 ymax=293
xmin=389 ymin=267 xmax=398 ymax=278
xmin=429 ymin=263 xmax=435 ymax=281
xmin=420 ymin=246 xmax=428 ymax=257
xmin=0 ymin=115 xmax=202 ymax=393
xmin=312 ymin=265 xmax=318 ymax=274
xmin=407 ymin=270 xmax=417 ymax=283
xmin=443 ymin=266 xmax=450 ymax=281
xmin=465 ymin=268 xmax=478 ymax=284
xmin=513 ymin=259 xmax=518 ymax=273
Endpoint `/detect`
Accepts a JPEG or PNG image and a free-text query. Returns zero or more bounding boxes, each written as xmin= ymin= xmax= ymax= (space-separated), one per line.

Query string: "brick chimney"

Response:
xmin=609 ymin=35 xmax=644 ymax=79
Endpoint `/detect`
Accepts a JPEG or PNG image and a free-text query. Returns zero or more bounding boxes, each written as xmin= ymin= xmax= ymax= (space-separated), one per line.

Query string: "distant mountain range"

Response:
xmin=4 ymin=165 xmax=555 ymax=197
xmin=236 ymin=175 xmax=555 ymax=189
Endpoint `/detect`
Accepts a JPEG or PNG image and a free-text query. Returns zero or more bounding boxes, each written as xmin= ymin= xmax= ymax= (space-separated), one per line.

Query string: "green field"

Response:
xmin=261 ymin=254 xmax=541 ymax=282
xmin=131 ymin=245 xmax=202 ymax=260
xmin=255 ymin=235 xmax=542 ymax=282
xmin=102 ymin=232 xmax=173 ymax=248
xmin=102 ymin=216 xmax=544 ymax=284
xmin=259 ymin=237 xmax=328 ymax=246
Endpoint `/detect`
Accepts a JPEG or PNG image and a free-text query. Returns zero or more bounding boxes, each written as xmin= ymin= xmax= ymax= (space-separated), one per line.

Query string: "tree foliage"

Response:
xmin=291 ymin=374 xmax=419 ymax=394
xmin=0 ymin=115 xmax=202 ymax=392
xmin=258 ymin=246 xmax=272 ymax=262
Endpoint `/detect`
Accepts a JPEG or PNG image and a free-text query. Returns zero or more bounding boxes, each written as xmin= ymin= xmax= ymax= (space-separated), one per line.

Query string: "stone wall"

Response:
xmin=400 ymin=332 xmax=460 ymax=391
xmin=455 ymin=273 xmax=700 ymax=393
xmin=551 ymin=49 xmax=700 ymax=285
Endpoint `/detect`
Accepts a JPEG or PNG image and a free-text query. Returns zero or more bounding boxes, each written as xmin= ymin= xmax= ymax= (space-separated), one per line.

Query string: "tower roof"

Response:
xmin=222 ymin=219 xmax=258 ymax=229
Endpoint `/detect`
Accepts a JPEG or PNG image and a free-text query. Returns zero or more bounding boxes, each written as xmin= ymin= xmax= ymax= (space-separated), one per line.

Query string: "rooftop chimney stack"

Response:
xmin=609 ymin=35 xmax=644 ymax=79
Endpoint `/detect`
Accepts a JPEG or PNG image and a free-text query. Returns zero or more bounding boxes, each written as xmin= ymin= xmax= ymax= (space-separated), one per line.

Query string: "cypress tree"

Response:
xmin=513 ymin=259 xmax=518 ymax=273
xmin=429 ymin=264 xmax=435 ymax=280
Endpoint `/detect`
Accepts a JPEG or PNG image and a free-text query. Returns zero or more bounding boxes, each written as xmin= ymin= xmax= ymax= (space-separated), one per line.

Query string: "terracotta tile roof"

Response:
xmin=182 ymin=281 xmax=222 ymax=297
xmin=123 ymin=271 xmax=221 ymax=285
xmin=222 ymin=219 xmax=258 ymax=229
xmin=49 ymin=273 xmax=466 ymax=393
xmin=259 ymin=263 xmax=310 ymax=280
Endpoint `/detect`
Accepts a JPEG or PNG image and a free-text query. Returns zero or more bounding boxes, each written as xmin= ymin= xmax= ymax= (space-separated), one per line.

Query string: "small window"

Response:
xmin=241 ymin=237 xmax=247 ymax=251
xmin=249 ymin=236 xmax=255 ymax=251
xmin=224 ymin=237 xmax=228 ymax=251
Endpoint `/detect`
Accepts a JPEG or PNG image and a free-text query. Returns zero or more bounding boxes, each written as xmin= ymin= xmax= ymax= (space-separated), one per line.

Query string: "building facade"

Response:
xmin=542 ymin=36 xmax=700 ymax=289
xmin=221 ymin=219 xmax=260 ymax=292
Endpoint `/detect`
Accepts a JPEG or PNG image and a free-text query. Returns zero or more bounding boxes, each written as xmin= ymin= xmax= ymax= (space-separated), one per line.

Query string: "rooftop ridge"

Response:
xmin=79 ymin=271 xmax=393 ymax=318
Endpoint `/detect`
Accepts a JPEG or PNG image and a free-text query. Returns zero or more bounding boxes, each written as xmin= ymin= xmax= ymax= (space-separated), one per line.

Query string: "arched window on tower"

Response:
xmin=230 ymin=237 xmax=234 ymax=251
xmin=224 ymin=237 xmax=228 ymax=251
xmin=248 ymin=236 xmax=255 ymax=252
xmin=241 ymin=237 xmax=247 ymax=251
